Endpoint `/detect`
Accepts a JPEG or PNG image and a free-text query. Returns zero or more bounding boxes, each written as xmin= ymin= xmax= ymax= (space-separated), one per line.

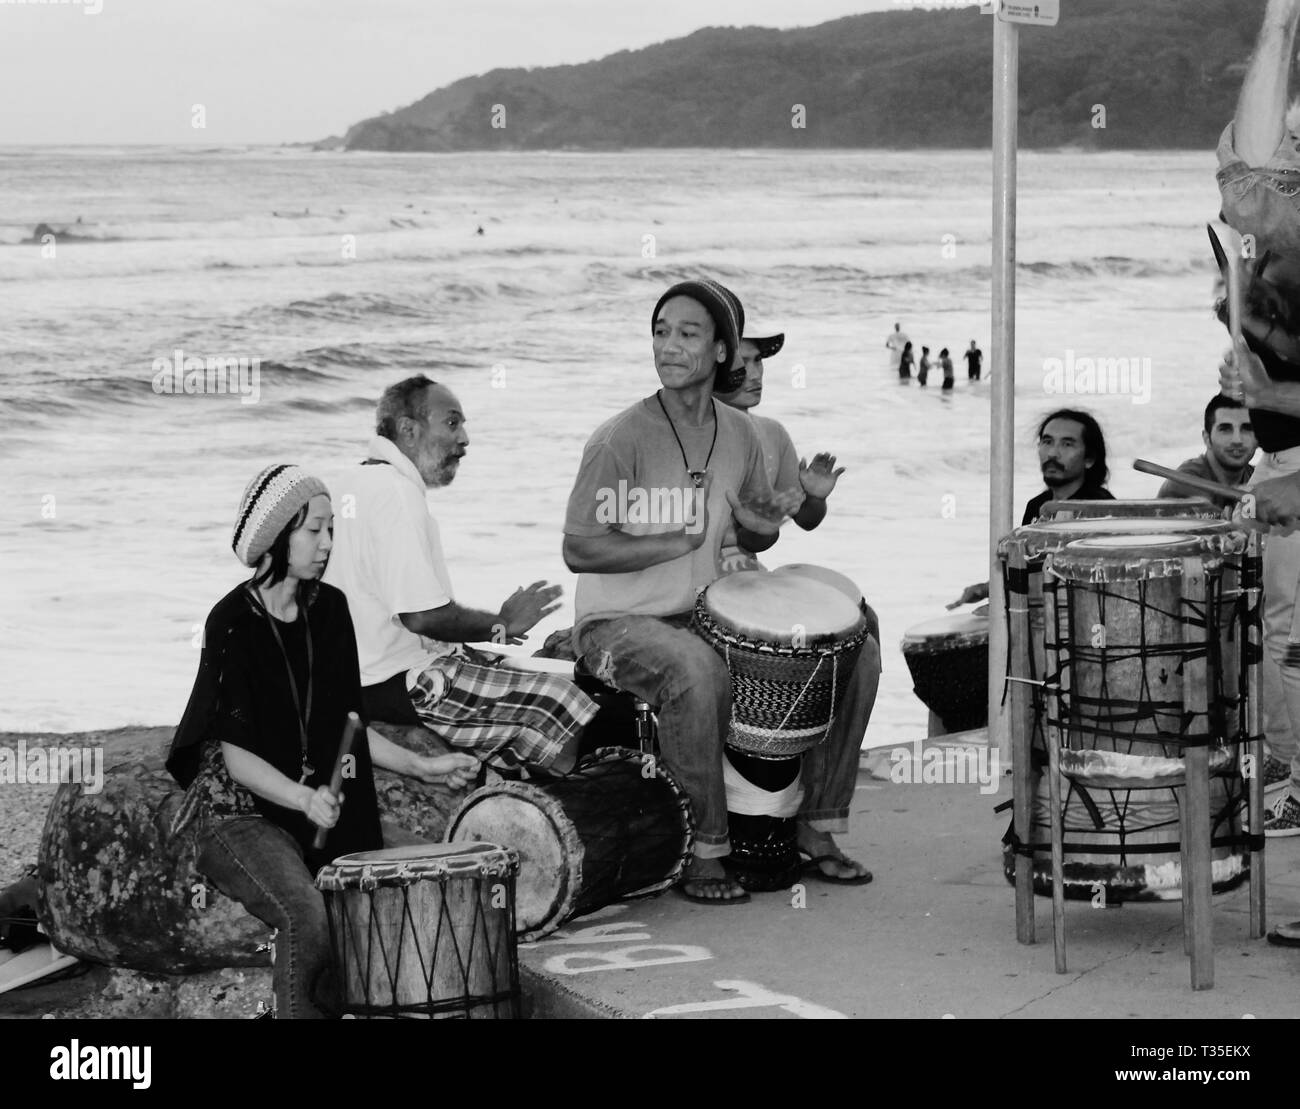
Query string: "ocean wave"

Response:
xmin=277 ymin=291 xmax=432 ymax=322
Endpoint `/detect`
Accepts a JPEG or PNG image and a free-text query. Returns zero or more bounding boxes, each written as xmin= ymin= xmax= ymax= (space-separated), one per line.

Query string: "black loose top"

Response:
xmin=167 ymin=582 xmax=382 ymax=870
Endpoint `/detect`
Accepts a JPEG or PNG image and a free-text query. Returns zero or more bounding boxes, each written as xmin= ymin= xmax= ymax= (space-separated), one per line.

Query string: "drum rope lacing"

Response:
xmin=1000 ymin=532 xmax=1265 ymax=868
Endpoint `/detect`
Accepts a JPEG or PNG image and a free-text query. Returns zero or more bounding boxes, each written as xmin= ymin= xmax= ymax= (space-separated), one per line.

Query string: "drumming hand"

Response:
xmin=1241 ymin=473 xmax=1300 ymax=533
xmin=726 ymin=487 xmax=802 ymax=536
xmin=798 ymin=454 xmax=845 ymax=500
xmin=498 ymin=581 xmax=563 ymax=641
xmin=410 ymin=752 xmax=479 ymax=789
xmin=301 ymin=785 xmax=342 ymax=830
xmin=945 ymin=581 xmax=989 ymax=610
xmin=1222 ymin=343 xmax=1273 ymax=409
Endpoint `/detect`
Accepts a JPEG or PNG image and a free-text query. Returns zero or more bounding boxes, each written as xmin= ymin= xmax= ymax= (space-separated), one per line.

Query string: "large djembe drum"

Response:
xmin=693 ymin=570 xmax=869 ymax=890
xmin=445 ymin=748 xmax=693 ymax=940
xmin=1026 ymin=531 xmax=1254 ymax=900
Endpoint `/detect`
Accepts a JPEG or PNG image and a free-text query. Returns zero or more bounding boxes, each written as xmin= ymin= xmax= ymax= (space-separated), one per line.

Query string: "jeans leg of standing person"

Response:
xmin=1250 ymin=449 xmax=1300 ymax=808
xmin=799 ymin=634 xmax=882 ymax=834
xmin=576 ymin=613 xmax=733 ymax=858
xmin=1262 ymin=649 xmax=1300 ymax=792
xmin=197 ymin=816 xmax=334 ymax=1019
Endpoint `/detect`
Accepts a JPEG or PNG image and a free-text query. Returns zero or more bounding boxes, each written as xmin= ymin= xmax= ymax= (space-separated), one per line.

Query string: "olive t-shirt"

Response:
xmin=565 ymin=394 xmax=773 ymax=629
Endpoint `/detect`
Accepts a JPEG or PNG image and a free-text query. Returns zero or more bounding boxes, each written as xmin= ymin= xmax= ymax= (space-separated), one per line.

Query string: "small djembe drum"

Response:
xmin=315 ymin=842 xmax=521 ymax=1019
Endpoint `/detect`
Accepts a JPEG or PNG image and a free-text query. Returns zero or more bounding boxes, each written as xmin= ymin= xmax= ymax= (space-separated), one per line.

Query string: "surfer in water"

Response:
xmin=948 ymin=409 xmax=1113 ymax=609
xmin=899 ymin=340 xmax=915 ymax=380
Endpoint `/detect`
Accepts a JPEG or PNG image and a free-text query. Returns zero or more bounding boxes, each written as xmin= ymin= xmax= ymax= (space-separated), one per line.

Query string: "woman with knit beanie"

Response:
xmin=166 ymin=464 xmax=476 ymax=1018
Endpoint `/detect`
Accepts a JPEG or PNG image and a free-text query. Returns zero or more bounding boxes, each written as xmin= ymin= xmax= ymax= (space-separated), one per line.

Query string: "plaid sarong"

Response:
xmin=406 ymin=650 xmax=598 ymax=772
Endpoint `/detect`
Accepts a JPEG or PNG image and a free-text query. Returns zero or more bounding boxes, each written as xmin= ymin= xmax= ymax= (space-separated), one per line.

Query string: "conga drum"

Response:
xmin=445 ymin=748 xmax=693 ymax=940
xmin=693 ymin=571 xmax=868 ymax=890
xmin=315 ymin=842 xmax=520 ymax=1019
xmin=1027 ymin=532 xmax=1252 ymax=900
xmin=900 ymin=613 xmax=989 ymax=734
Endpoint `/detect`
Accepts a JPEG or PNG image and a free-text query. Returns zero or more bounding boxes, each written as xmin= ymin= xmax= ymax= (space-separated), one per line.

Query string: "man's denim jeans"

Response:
xmin=576 ymin=611 xmax=880 ymax=857
xmin=197 ymin=816 xmax=332 ymax=1019
xmin=1250 ymin=448 xmax=1300 ymax=803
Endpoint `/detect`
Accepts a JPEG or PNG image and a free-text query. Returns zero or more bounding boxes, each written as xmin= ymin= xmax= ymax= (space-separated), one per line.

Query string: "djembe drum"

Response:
xmin=315 ymin=842 xmax=520 ymax=1019
xmin=901 ymin=612 xmax=989 ymax=735
xmin=445 ymin=748 xmax=693 ymax=940
xmin=1028 ymin=532 xmax=1253 ymax=900
xmin=693 ymin=571 xmax=869 ymax=890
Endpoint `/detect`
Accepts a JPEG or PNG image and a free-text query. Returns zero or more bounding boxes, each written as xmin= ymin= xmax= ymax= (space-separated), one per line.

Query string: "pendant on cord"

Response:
xmin=688 ymin=470 xmax=707 ymax=488
xmin=299 ymin=760 xmax=315 ymax=785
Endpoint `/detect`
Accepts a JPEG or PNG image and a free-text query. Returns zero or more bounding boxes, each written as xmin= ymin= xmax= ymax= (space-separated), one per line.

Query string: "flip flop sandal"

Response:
xmin=1266 ymin=922 xmax=1300 ymax=947
xmin=799 ymin=851 xmax=874 ymax=886
xmin=677 ymin=876 xmax=751 ymax=905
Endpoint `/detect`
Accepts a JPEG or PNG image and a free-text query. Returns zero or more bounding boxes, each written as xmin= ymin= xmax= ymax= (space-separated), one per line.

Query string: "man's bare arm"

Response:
xmin=400 ymin=602 xmax=506 ymax=643
xmin=1235 ymin=0 xmax=1300 ymax=166
xmin=562 ymin=531 xmax=699 ymax=573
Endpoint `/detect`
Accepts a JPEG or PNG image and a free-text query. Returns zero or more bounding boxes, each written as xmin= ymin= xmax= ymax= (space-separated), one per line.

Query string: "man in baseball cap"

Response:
xmin=563 ymin=279 xmax=803 ymax=904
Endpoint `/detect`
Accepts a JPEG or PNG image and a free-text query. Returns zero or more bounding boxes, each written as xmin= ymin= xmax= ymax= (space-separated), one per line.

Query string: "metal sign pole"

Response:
xmin=990 ymin=8 xmax=1033 ymax=944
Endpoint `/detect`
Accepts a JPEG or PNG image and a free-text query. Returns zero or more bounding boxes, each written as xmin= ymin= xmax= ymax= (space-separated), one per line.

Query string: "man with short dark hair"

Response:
xmin=325 ymin=375 xmax=598 ymax=775
xmin=564 ymin=280 xmax=876 ymax=904
xmin=1156 ymin=395 xmax=1256 ymax=511
xmin=964 ymin=340 xmax=983 ymax=382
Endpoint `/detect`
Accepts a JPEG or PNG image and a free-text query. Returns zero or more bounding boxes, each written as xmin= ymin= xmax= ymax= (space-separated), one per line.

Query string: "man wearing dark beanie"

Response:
xmin=563 ymin=280 xmax=821 ymax=903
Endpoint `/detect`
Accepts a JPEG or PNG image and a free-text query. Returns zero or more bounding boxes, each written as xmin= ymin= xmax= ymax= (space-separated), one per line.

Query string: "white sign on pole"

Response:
xmin=994 ymin=0 xmax=1059 ymax=25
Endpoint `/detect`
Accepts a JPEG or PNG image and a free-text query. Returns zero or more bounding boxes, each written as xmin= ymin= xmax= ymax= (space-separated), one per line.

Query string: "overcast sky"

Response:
xmin=0 ymin=0 xmax=932 ymax=145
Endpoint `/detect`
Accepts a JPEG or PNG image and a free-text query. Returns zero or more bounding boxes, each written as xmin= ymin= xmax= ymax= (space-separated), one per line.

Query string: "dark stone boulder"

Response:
xmin=35 ymin=726 xmax=472 ymax=973
xmin=368 ymin=721 xmax=472 ymax=844
xmin=36 ymin=752 xmax=271 ymax=973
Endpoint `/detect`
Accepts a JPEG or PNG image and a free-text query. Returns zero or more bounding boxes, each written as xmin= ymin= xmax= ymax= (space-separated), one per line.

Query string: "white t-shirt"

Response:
xmin=323 ymin=436 xmax=457 ymax=686
xmin=886 ymin=330 xmax=910 ymax=370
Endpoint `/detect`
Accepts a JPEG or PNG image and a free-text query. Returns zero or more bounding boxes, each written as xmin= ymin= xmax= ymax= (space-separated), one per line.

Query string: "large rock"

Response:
xmin=37 ymin=752 xmax=271 ymax=973
xmin=35 ymin=726 xmax=473 ymax=974
xmin=369 ymin=721 xmax=473 ymax=844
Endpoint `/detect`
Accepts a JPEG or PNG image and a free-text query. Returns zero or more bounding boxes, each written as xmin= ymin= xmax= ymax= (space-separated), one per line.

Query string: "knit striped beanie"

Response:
xmin=652 ymin=278 xmax=747 ymax=393
xmin=231 ymin=464 xmax=330 ymax=567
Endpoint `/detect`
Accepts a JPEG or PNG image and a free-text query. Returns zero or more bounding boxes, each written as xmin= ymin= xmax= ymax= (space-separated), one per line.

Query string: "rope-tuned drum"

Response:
xmin=1001 ymin=510 xmax=1261 ymax=901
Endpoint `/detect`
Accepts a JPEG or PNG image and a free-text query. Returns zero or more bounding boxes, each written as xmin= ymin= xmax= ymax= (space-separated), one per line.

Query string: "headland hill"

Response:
xmin=319 ymin=0 xmax=1262 ymax=153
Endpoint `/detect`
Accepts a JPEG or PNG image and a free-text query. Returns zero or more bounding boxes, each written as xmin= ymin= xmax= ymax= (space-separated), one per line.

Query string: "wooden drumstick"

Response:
xmin=1208 ymin=220 xmax=1245 ymax=348
xmin=1132 ymin=459 xmax=1247 ymax=504
xmin=312 ymin=712 xmax=361 ymax=851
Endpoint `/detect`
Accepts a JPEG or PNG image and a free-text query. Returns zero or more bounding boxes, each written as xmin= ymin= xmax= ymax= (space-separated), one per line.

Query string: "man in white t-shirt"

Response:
xmin=563 ymin=280 xmax=876 ymax=904
xmin=326 ymin=376 xmax=597 ymax=774
xmin=885 ymin=321 xmax=910 ymax=374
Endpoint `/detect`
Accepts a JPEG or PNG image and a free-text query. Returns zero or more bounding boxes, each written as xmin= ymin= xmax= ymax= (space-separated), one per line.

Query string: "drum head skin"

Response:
xmin=771 ymin=564 xmax=863 ymax=606
xmin=1040 ymin=498 xmax=1218 ymax=521
xmin=901 ymin=612 xmax=988 ymax=653
xmin=449 ymin=792 xmax=573 ymax=939
xmin=316 ymin=842 xmax=518 ymax=891
xmin=703 ymin=572 xmax=863 ymax=645
xmin=1002 ymin=517 xmax=1242 ymax=561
